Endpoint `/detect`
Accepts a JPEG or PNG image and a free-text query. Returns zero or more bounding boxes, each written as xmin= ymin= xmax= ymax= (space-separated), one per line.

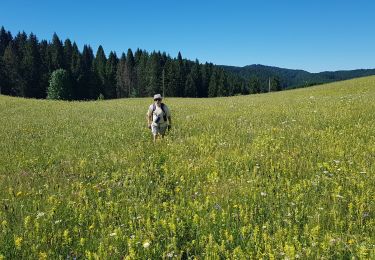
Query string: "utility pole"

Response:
xmin=268 ymin=77 xmax=271 ymax=92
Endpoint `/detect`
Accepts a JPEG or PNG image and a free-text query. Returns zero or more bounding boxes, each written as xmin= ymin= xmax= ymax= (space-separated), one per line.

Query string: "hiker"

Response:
xmin=147 ymin=94 xmax=172 ymax=142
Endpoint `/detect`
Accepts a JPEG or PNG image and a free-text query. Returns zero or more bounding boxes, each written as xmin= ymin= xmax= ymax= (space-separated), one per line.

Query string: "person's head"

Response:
xmin=153 ymin=94 xmax=162 ymax=103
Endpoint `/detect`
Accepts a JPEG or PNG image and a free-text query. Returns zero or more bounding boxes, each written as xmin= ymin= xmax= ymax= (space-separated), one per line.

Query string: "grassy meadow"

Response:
xmin=0 ymin=76 xmax=374 ymax=259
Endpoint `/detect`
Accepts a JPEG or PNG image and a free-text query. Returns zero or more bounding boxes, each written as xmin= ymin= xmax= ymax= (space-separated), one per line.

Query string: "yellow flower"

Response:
xmin=15 ymin=237 xmax=23 ymax=250
xmin=39 ymin=252 xmax=48 ymax=260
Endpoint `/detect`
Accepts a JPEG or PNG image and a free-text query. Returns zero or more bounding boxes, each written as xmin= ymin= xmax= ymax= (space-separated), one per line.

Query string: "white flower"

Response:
xmin=143 ymin=240 xmax=151 ymax=248
xmin=260 ymin=192 xmax=267 ymax=196
xmin=36 ymin=212 xmax=45 ymax=219
xmin=109 ymin=232 xmax=116 ymax=237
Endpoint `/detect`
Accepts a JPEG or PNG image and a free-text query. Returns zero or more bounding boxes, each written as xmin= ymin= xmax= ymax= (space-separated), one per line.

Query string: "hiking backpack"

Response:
xmin=152 ymin=103 xmax=167 ymax=122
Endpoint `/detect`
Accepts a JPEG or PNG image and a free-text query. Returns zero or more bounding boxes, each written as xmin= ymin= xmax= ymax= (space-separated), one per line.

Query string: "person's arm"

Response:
xmin=146 ymin=108 xmax=152 ymax=128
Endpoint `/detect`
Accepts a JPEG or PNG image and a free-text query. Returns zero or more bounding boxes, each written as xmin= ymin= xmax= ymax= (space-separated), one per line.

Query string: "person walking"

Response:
xmin=146 ymin=94 xmax=172 ymax=142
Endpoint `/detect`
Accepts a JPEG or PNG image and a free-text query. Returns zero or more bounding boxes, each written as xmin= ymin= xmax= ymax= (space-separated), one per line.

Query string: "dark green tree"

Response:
xmin=70 ymin=42 xmax=82 ymax=99
xmin=49 ymin=33 xmax=64 ymax=70
xmin=3 ymin=42 xmax=24 ymax=96
xmin=0 ymin=26 xmax=12 ymax=56
xmin=125 ymin=48 xmax=136 ymax=97
xmin=105 ymin=51 xmax=118 ymax=99
xmin=94 ymin=45 xmax=107 ymax=96
xmin=116 ymin=53 xmax=127 ymax=98
xmin=270 ymin=76 xmax=281 ymax=91
xmin=208 ymin=69 xmax=218 ymax=97
xmin=22 ymin=33 xmax=43 ymax=98
xmin=81 ymin=45 xmax=97 ymax=99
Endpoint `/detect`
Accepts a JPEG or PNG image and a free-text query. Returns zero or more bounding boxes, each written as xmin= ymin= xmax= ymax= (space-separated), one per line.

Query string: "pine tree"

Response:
xmin=0 ymin=26 xmax=12 ymax=56
xmin=38 ymin=40 xmax=50 ymax=98
xmin=23 ymin=33 xmax=42 ymax=98
xmin=208 ymin=69 xmax=218 ymax=97
xmin=3 ymin=42 xmax=24 ymax=96
xmin=49 ymin=33 xmax=64 ymax=70
xmin=125 ymin=48 xmax=135 ymax=97
xmin=146 ymin=52 xmax=162 ymax=96
xmin=135 ymin=50 xmax=149 ymax=97
xmin=105 ymin=51 xmax=118 ymax=99
xmin=184 ymin=73 xmax=196 ymax=97
xmin=270 ymin=76 xmax=281 ymax=91
xmin=63 ymin=39 xmax=73 ymax=71
xmin=70 ymin=42 xmax=82 ymax=99
xmin=175 ymin=51 xmax=185 ymax=96
xmin=81 ymin=45 xmax=96 ymax=99
xmin=116 ymin=53 xmax=127 ymax=98
xmin=216 ymin=69 xmax=227 ymax=96
xmin=94 ymin=45 xmax=107 ymax=96
xmin=249 ymin=76 xmax=261 ymax=94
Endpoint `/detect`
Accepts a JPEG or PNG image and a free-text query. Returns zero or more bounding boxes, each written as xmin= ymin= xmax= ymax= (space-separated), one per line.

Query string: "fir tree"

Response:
xmin=116 ymin=53 xmax=127 ymax=98
xmin=23 ymin=33 xmax=43 ymax=98
xmin=49 ymin=33 xmax=64 ymax=70
xmin=0 ymin=26 xmax=12 ymax=56
xmin=94 ymin=45 xmax=107 ymax=96
xmin=3 ymin=42 xmax=24 ymax=96
xmin=125 ymin=48 xmax=135 ymax=97
xmin=105 ymin=51 xmax=118 ymax=98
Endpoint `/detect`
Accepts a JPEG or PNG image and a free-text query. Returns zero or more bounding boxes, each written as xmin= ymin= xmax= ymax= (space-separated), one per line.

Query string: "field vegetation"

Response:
xmin=0 ymin=77 xmax=374 ymax=259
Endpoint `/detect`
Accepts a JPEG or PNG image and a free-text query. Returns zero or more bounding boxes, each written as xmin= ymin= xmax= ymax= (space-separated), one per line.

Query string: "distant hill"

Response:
xmin=221 ymin=64 xmax=375 ymax=90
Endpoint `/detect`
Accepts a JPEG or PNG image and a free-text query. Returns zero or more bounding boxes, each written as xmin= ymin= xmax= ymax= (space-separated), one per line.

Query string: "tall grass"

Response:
xmin=0 ymin=76 xmax=374 ymax=258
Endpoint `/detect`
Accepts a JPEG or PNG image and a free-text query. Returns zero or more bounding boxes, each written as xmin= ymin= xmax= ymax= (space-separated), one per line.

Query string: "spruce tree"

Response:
xmin=105 ymin=51 xmax=118 ymax=98
xmin=63 ymin=39 xmax=73 ymax=71
xmin=38 ymin=40 xmax=51 ymax=98
xmin=94 ymin=45 xmax=107 ymax=96
xmin=70 ymin=42 xmax=82 ymax=99
xmin=49 ymin=33 xmax=64 ymax=70
xmin=23 ymin=33 xmax=42 ymax=98
xmin=125 ymin=48 xmax=135 ymax=97
xmin=0 ymin=26 xmax=12 ymax=56
xmin=81 ymin=45 xmax=96 ymax=99
xmin=208 ymin=69 xmax=218 ymax=97
xmin=116 ymin=53 xmax=127 ymax=98
xmin=3 ymin=42 xmax=24 ymax=96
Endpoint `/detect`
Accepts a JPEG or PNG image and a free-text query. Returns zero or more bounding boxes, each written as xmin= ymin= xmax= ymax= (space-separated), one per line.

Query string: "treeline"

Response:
xmin=222 ymin=64 xmax=375 ymax=90
xmin=0 ymin=26 xmax=265 ymax=100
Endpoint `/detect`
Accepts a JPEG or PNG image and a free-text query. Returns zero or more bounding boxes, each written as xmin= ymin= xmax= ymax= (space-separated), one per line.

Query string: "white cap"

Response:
xmin=153 ymin=94 xmax=162 ymax=100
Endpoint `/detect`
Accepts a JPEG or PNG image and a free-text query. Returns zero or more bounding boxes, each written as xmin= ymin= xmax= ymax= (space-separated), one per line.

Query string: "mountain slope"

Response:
xmin=222 ymin=64 xmax=375 ymax=89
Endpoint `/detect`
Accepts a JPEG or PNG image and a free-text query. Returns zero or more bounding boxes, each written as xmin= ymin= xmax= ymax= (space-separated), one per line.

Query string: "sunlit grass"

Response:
xmin=0 ymin=76 xmax=374 ymax=258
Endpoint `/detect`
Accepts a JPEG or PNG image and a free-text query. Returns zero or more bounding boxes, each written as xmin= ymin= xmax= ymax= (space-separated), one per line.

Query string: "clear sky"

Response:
xmin=2 ymin=0 xmax=374 ymax=72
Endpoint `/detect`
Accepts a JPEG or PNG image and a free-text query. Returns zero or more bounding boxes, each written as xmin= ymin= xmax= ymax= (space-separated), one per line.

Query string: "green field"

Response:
xmin=0 ymin=76 xmax=374 ymax=259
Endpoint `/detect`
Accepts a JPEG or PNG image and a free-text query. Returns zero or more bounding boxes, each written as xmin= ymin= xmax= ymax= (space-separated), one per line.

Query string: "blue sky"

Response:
xmin=2 ymin=0 xmax=375 ymax=72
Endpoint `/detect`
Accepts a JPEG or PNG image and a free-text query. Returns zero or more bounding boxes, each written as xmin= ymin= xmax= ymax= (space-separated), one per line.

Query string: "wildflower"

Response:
xmin=260 ymin=192 xmax=267 ymax=196
xmin=109 ymin=232 xmax=117 ymax=237
xmin=14 ymin=237 xmax=23 ymax=249
xmin=39 ymin=252 xmax=48 ymax=260
xmin=143 ymin=240 xmax=151 ymax=248
xmin=36 ymin=212 xmax=45 ymax=219
xmin=16 ymin=191 xmax=22 ymax=197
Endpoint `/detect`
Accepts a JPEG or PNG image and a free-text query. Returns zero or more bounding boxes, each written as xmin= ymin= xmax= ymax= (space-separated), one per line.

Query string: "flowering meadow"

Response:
xmin=0 ymin=77 xmax=374 ymax=259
